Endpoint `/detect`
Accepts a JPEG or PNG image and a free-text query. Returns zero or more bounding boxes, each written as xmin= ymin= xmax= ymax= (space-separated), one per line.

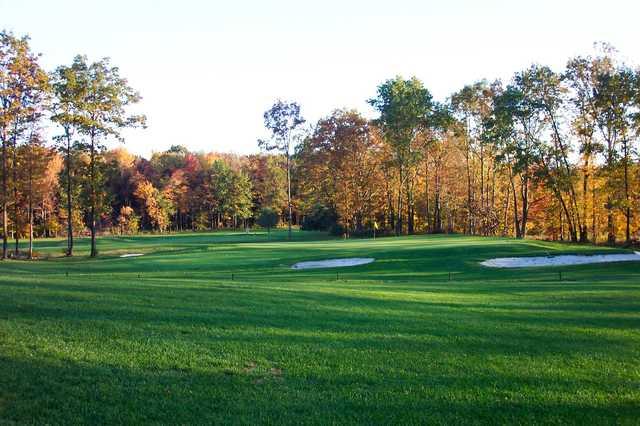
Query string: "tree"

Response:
xmin=116 ymin=205 xmax=139 ymax=235
xmin=593 ymin=65 xmax=637 ymax=244
xmin=19 ymin=134 xmax=52 ymax=258
xmin=257 ymin=207 xmax=278 ymax=235
xmin=51 ymin=56 xmax=92 ymax=256
xmin=565 ymin=55 xmax=605 ymax=242
xmin=515 ymin=65 xmax=585 ymax=242
xmin=485 ymin=83 xmax=538 ymax=239
xmin=75 ymin=57 xmax=146 ymax=256
xmin=451 ymin=81 xmax=496 ymax=235
xmin=368 ymin=76 xmax=434 ymax=235
xmin=224 ymin=169 xmax=253 ymax=229
xmin=0 ymin=31 xmax=48 ymax=258
xmin=258 ymin=100 xmax=305 ymax=240
xmin=245 ymin=154 xmax=287 ymax=216
xmin=134 ymin=178 xmax=170 ymax=232
xmin=299 ymin=110 xmax=384 ymax=235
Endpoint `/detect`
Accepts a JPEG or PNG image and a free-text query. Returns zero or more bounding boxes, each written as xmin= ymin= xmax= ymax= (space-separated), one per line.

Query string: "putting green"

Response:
xmin=0 ymin=230 xmax=638 ymax=424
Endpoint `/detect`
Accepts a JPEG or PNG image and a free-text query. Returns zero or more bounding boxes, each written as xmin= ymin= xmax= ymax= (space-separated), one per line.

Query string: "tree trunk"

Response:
xmin=519 ymin=172 xmax=529 ymax=239
xmin=607 ymin=197 xmax=615 ymax=245
xmin=65 ymin=132 xmax=74 ymax=256
xmin=465 ymin=141 xmax=473 ymax=235
xmin=591 ymin=182 xmax=597 ymax=244
xmin=406 ymin=175 xmax=414 ymax=235
xmin=28 ymin=159 xmax=33 ymax=259
xmin=1 ymin=127 xmax=6 ymax=259
xmin=509 ymin=168 xmax=520 ymax=239
xmin=502 ymin=183 xmax=510 ymax=237
xmin=424 ymin=157 xmax=430 ymax=233
xmin=580 ymin=156 xmax=590 ymax=243
xmin=286 ymin=150 xmax=292 ymax=241
xmin=606 ymin=143 xmax=616 ymax=245
xmin=89 ymin=135 xmax=98 ymax=257
xmin=396 ymin=165 xmax=403 ymax=236
xmin=623 ymin=139 xmax=631 ymax=245
xmin=480 ymin=143 xmax=484 ymax=211
xmin=13 ymin=134 xmax=19 ymax=255
xmin=433 ymin=166 xmax=442 ymax=233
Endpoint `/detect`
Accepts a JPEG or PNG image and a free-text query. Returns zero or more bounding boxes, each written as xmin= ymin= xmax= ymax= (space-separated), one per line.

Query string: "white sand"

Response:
xmin=120 ymin=253 xmax=145 ymax=258
xmin=481 ymin=252 xmax=640 ymax=268
xmin=292 ymin=258 xmax=375 ymax=270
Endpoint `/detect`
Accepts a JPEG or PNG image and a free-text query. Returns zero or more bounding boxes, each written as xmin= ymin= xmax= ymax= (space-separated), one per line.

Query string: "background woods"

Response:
xmin=1 ymin=31 xmax=639 ymax=256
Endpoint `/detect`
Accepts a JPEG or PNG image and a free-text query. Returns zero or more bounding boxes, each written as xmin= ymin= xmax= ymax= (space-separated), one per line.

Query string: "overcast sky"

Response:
xmin=2 ymin=0 xmax=639 ymax=157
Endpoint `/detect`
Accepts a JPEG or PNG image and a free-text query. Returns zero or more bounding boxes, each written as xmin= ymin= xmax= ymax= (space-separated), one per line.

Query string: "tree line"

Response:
xmin=1 ymin=31 xmax=639 ymax=259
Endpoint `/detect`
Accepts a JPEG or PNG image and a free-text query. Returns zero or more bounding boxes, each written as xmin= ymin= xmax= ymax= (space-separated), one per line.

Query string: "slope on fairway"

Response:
xmin=0 ymin=231 xmax=638 ymax=424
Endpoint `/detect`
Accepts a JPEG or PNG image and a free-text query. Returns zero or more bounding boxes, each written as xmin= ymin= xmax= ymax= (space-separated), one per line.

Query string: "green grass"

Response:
xmin=1 ymin=230 xmax=639 ymax=424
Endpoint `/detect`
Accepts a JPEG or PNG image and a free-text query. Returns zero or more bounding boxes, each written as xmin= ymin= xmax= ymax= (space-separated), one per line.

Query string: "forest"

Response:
xmin=1 ymin=31 xmax=639 ymax=258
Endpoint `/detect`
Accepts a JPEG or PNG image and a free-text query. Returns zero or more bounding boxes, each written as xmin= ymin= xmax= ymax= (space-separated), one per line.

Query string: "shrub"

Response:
xmin=257 ymin=208 xmax=279 ymax=234
xmin=301 ymin=204 xmax=338 ymax=231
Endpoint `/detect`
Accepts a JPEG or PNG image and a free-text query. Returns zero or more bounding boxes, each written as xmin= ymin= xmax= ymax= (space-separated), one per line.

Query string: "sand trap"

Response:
xmin=481 ymin=252 xmax=640 ymax=268
xmin=120 ymin=253 xmax=144 ymax=258
xmin=292 ymin=258 xmax=375 ymax=270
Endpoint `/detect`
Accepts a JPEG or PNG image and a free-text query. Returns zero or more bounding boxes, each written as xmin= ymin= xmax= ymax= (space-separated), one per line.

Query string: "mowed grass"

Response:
xmin=0 ymin=231 xmax=639 ymax=424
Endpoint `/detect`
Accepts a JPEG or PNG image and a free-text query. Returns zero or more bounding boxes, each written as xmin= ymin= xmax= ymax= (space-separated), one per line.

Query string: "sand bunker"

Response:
xmin=292 ymin=258 xmax=375 ymax=270
xmin=120 ymin=253 xmax=144 ymax=258
xmin=481 ymin=252 xmax=640 ymax=268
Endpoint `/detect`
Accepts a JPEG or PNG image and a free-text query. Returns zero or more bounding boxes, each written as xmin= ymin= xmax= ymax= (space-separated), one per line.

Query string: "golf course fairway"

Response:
xmin=0 ymin=231 xmax=638 ymax=424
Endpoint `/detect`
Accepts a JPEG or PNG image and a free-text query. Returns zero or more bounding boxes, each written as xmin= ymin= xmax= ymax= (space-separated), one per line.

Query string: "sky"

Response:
xmin=2 ymin=0 xmax=639 ymax=158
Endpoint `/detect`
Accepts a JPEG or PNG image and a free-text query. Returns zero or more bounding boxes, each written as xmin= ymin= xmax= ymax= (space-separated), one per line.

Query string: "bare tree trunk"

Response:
xmin=89 ymin=135 xmax=98 ymax=257
xmin=623 ymin=139 xmax=631 ymax=245
xmin=606 ymin=143 xmax=616 ymax=245
xmin=592 ymin=182 xmax=597 ymax=244
xmin=13 ymin=134 xmax=19 ymax=255
xmin=433 ymin=165 xmax=442 ymax=233
xmin=465 ymin=142 xmax=473 ymax=235
xmin=480 ymin=143 xmax=485 ymax=211
xmin=28 ymin=158 xmax=33 ymax=259
xmin=286 ymin=150 xmax=292 ymax=241
xmin=581 ymin=155 xmax=590 ymax=243
xmin=406 ymin=175 xmax=414 ymax=234
xmin=502 ymin=182 xmax=510 ymax=237
xmin=519 ymin=172 xmax=529 ymax=239
xmin=1 ymin=131 xmax=7 ymax=259
xmin=65 ymin=132 xmax=74 ymax=256
xmin=606 ymin=197 xmax=615 ymax=245
xmin=424 ymin=157 xmax=430 ymax=233
xmin=396 ymin=166 xmax=403 ymax=236
xmin=508 ymin=167 xmax=520 ymax=239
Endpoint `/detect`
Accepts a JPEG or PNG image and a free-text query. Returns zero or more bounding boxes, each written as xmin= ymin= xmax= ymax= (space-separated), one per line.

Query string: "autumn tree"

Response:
xmin=18 ymin=134 xmax=52 ymax=257
xmin=484 ymin=83 xmax=538 ymax=238
xmin=451 ymin=81 xmax=496 ymax=235
xmin=565 ymin=55 xmax=605 ymax=242
xmin=116 ymin=205 xmax=139 ymax=235
xmin=134 ymin=177 xmax=170 ymax=232
xmin=75 ymin=57 xmax=145 ymax=256
xmin=258 ymin=100 xmax=305 ymax=240
xmin=369 ymin=77 xmax=434 ymax=235
xmin=50 ymin=55 xmax=93 ymax=256
xmin=0 ymin=31 xmax=48 ymax=258
xmin=245 ymin=154 xmax=287 ymax=216
xmin=299 ymin=109 xmax=384 ymax=235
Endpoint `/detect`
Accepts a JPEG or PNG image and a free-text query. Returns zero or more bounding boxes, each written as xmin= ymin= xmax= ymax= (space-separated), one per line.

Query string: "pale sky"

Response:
xmin=2 ymin=0 xmax=639 ymax=157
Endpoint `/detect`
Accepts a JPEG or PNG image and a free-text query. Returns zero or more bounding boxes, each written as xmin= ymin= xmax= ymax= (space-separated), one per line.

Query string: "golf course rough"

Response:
xmin=0 ymin=230 xmax=638 ymax=424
